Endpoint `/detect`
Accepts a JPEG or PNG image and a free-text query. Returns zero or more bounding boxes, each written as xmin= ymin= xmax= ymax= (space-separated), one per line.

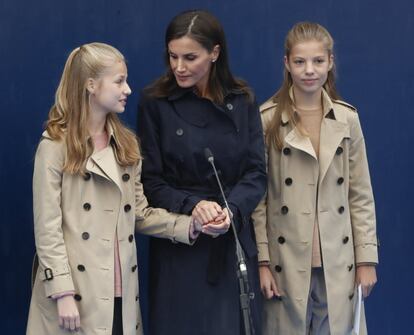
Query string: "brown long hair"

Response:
xmin=267 ymin=22 xmax=341 ymax=150
xmin=46 ymin=42 xmax=140 ymax=174
xmin=146 ymin=10 xmax=252 ymax=104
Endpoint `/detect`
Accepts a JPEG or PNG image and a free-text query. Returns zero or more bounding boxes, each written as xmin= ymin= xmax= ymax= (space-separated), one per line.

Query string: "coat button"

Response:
xmin=285 ymin=177 xmax=293 ymax=186
xmin=337 ymin=177 xmax=344 ymax=185
xmin=176 ymin=128 xmax=184 ymax=136
xmin=338 ymin=206 xmax=345 ymax=214
xmin=83 ymin=203 xmax=91 ymax=211
xmin=281 ymin=206 xmax=289 ymax=215
xmin=278 ymin=236 xmax=286 ymax=244
xmin=122 ymin=173 xmax=130 ymax=182
xmin=83 ymin=172 xmax=91 ymax=181
xmin=226 ymin=103 xmax=233 ymax=111
xmin=349 ymin=293 xmax=354 ymax=300
xmin=343 ymin=236 xmax=349 ymax=244
xmin=348 ymin=264 xmax=353 ymax=271
xmin=77 ymin=264 xmax=85 ymax=272
xmin=275 ymin=265 xmax=282 ymax=272
xmin=283 ymin=147 xmax=291 ymax=155
xmin=124 ymin=204 xmax=131 ymax=212
xmin=74 ymin=294 xmax=82 ymax=301
xmin=131 ymin=265 xmax=137 ymax=272
xmin=82 ymin=232 xmax=90 ymax=240
xmin=128 ymin=234 xmax=134 ymax=242
xmin=135 ymin=295 xmax=139 ymax=301
xmin=336 ymin=147 xmax=343 ymax=155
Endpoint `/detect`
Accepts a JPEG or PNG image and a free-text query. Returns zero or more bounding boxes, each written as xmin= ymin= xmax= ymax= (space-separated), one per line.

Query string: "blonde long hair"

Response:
xmin=46 ymin=42 xmax=140 ymax=174
xmin=267 ymin=22 xmax=341 ymax=150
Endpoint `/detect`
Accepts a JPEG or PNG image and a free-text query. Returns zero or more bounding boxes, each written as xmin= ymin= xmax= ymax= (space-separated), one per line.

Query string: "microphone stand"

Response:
xmin=204 ymin=148 xmax=254 ymax=335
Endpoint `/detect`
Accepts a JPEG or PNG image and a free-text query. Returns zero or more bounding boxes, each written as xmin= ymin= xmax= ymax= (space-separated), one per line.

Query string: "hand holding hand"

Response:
xmin=56 ymin=295 xmax=80 ymax=332
xmin=355 ymin=265 xmax=377 ymax=298
xmin=259 ymin=265 xmax=281 ymax=299
xmin=202 ymin=207 xmax=231 ymax=237
xmin=192 ymin=200 xmax=223 ymax=225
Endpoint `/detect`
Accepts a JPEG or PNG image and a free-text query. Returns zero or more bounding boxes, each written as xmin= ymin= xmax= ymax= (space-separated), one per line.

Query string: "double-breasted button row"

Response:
xmin=336 ymin=146 xmax=343 ymax=155
xmin=122 ymin=173 xmax=130 ymax=182
xmin=337 ymin=177 xmax=344 ymax=185
xmin=83 ymin=172 xmax=91 ymax=181
xmin=131 ymin=265 xmax=137 ymax=272
xmin=278 ymin=236 xmax=286 ymax=244
xmin=275 ymin=265 xmax=282 ymax=272
xmin=283 ymin=147 xmax=291 ymax=156
xmin=124 ymin=204 xmax=131 ymax=212
xmin=74 ymin=294 xmax=82 ymax=301
xmin=83 ymin=203 xmax=91 ymax=211
xmin=77 ymin=264 xmax=85 ymax=272
xmin=343 ymin=236 xmax=349 ymax=244
xmin=128 ymin=234 xmax=134 ymax=242
xmin=338 ymin=206 xmax=345 ymax=214
xmin=82 ymin=232 xmax=90 ymax=240
xmin=348 ymin=264 xmax=353 ymax=271
xmin=285 ymin=177 xmax=293 ymax=186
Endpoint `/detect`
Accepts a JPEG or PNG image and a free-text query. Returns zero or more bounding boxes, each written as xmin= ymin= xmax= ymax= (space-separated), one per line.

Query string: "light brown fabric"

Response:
xmin=297 ymin=107 xmax=323 ymax=268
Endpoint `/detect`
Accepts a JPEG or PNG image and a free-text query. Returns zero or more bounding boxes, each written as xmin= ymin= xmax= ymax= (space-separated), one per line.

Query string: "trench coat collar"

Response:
xmin=283 ymin=87 xmax=350 ymax=182
xmin=86 ymin=123 xmax=123 ymax=191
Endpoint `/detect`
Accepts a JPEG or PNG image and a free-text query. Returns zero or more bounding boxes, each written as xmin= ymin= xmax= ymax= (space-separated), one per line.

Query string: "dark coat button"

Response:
xmin=281 ymin=206 xmax=289 ymax=215
xmin=278 ymin=236 xmax=286 ymax=244
xmin=131 ymin=265 xmax=137 ymax=272
xmin=122 ymin=173 xmax=130 ymax=182
xmin=337 ymin=177 xmax=344 ymax=185
xmin=336 ymin=147 xmax=343 ymax=155
xmin=275 ymin=265 xmax=282 ymax=272
xmin=83 ymin=172 xmax=91 ymax=181
xmin=285 ymin=178 xmax=293 ymax=186
xmin=338 ymin=206 xmax=345 ymax=214
xmin=82 ymin=232 xmax=90 ymax=240
xmin=74 ymin=294 xmax=82 ymax=301
xmin=348 ymin=264 xmax=353 ymax=271
xmin=283 ymin=147 xmax=291 ymax=155
xmin=77 ymin=264 xmax=85 ymax=272
xmin=176 ymin=128 xmax=184 ymax=136
xmin=83 ymin=203 xmax=91 ymax=211
xmin=135 ymin=296 xmax=139 ymax=301
xmin=128 ymin=234 xmax=134 ymax=243
xmin=124 ymin=204 xmax=131 ymax=212
xmin=343 ymin=236 xmax=349 ymax=244
xmin=349 ymin=293 xmax=354 ymax=300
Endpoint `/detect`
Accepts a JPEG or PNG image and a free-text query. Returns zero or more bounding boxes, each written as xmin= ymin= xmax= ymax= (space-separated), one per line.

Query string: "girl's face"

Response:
xmin=168 ymin=36 xmax=219 ymax=93
xmin=88 ymin=61 xmax=131 ymax=115
xmin=285 ymin=40 xmax=333 ymax=98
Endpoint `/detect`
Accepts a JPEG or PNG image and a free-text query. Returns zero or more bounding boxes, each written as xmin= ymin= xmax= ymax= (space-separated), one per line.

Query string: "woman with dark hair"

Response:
xmin=137 ymin=10 xmax=266 ymax=335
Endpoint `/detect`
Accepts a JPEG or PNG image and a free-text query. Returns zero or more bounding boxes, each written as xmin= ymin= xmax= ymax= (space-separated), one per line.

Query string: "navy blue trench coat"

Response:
xmin=137 ymin=88 xmax=266 ymax=335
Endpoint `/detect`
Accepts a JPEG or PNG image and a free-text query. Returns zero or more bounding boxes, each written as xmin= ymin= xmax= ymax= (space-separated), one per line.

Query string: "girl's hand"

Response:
xmin=355 ymin=265 xmax=377 ymax=298
xmin=192 ymin=200 xmax=223 ymax=225
xmin=259 ymin=265 xmax=281 ymax=299
xmin=201 ymin=208 xmax=231 ymax=237
xmin=57 ymin=295 xmax=81 ymax=332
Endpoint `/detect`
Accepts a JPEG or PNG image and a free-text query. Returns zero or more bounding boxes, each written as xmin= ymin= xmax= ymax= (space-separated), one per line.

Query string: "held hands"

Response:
xmin=355 ymin=265 xmax=377 ymax=298
xmin=192 ymin=200 xmax=231 ymax=237
xmin=56 ymin=295 xmax=80 ymax=332
xmin=259 ymin=265 xmax=281 ymax=300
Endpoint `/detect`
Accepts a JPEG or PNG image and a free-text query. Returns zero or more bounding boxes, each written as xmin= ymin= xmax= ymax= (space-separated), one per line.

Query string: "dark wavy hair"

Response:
xmin=146 ymin=10 xmax=252 ymax=104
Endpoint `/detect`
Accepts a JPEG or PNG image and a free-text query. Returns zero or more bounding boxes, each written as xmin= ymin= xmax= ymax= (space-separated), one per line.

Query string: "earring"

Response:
xmin=212 ymin=59 xmax=216 ymax=63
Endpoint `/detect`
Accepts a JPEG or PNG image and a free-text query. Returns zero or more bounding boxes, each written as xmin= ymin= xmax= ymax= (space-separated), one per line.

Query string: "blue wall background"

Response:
xmin=1 ymin=0 xmax=412 ymax=333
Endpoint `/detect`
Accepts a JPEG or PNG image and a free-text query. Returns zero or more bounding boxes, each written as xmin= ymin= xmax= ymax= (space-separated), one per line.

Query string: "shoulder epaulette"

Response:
xmin=333 ymin=99 xmax=357 ymax=112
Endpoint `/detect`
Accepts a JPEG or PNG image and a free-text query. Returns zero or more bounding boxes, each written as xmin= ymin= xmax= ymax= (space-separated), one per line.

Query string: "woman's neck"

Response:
xmin=293 ymin=87 xmax=322 ymax=110
xmin=88 ymin=109 xmax=107 ymax=136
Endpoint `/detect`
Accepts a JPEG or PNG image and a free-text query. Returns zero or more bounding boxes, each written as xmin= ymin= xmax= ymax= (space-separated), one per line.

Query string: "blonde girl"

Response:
xmin=253 ymin=22 xmax=378 ymax=334
xmin=26 ymin=42 xmax=201 ymax=335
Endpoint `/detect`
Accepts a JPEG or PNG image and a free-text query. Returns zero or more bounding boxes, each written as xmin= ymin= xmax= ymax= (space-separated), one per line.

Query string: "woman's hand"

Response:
xmin=355 ymin=265 xmax=377 ymax=298
xmin=201 ymin=207 xmax=231 ymax=237
xmin=56 ymin=295 xmax=80 ymax=332
xmin=259 ymin=265 xmax=281 ymax=299
xmin=192 ymin=200 xmax=223 ymax=225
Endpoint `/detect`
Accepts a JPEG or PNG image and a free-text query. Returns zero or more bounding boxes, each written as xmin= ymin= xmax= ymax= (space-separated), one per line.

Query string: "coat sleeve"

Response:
xmin=134 ymin=160 xmax=193 ymax=245
xmin=226 ymin=98 xmax=267 ymax=230
xmin=33 ymin=138 xmax=75 ymax=297
xmin=348 ymin=113 xmax=378 ymax=264
xmin=137 ymin=95 xmax=203 ymax=214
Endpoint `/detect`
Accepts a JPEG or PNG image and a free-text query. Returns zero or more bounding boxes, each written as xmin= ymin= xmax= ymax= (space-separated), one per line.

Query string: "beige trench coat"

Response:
xmin=253 ymin=90 xmax=378 ymax=335
xmin=27 ymin=131 xmax=192 ymax=335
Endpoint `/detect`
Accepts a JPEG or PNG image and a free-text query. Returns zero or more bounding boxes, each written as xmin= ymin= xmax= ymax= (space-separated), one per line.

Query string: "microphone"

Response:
xmin=204 ymin=147 xmax=253 ymax=335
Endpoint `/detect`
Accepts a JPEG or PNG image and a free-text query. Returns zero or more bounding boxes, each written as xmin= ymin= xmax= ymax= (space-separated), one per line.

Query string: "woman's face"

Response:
xmin=88 ymin=61 xmax=131 ymax=115
xmin=285 ymin=40 xmax=333 ymax=98
xmin=168 ymin=36 xmax=219 ymax=93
